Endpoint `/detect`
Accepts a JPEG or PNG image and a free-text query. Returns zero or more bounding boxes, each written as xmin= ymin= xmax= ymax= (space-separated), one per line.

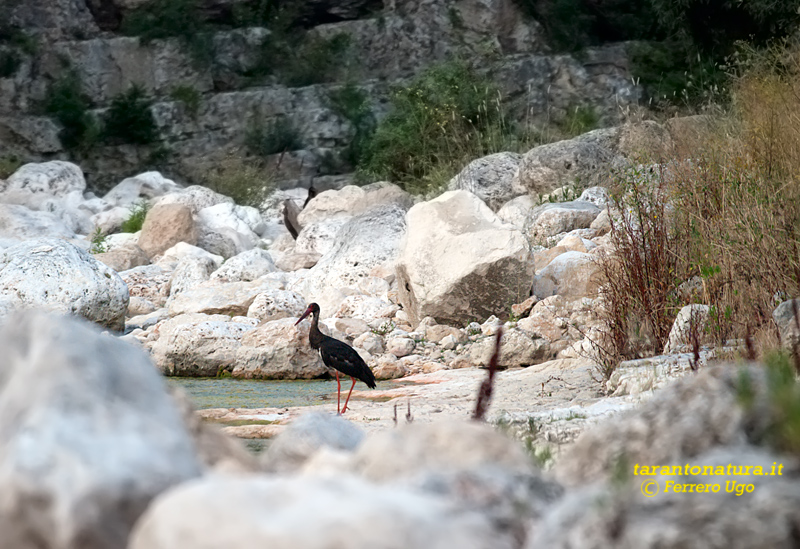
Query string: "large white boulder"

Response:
xmin=0 ymin=311 xmax=202 ymax=549
xmin=210 ymin=248 xmax=277 ymax=282
xmin=151 ymin=184 xmax=233 ymax=214
xmin=102 ymin=171 xmax=182 ymax=208
xmin=168 ymin=255 xmax=217 ymax=297
xmin=0 ymin=238 xmax=129 ymax=330
xmin=1 ymin=160 xmax=86 ymax=207
xmin=447 ymin=152 xmax=526 ymax=211
xmin=396 ymin=191 xmax=532 ymax=327
xmin=196 ymin=202 xmax=264 ymax=258
xmin=289 ymin=205 xmax=407 ymax=315
xmin=524 ymin=200 xmax=601 ymax=243
xmin=297 ymin=182 xmax=413 ymax=227
xmin=531 ymin=250 xmax=601 ymax=299
xmin=246 ymin=289 xmax=307 ymax=322
xmin=0 ymin=203 xmax=75 ymax=241
xmin=1 ymin=161 xmax=93 ymax=234
xmin=129 ymin=475 xmax=507 ymax=549
xmin=294 ymin=217 xmax=348 ymax=257
xmin=166 ymin=278 xmax=284 ymax=317
xmin=234 ymin=317 xmax=328 ymax=379
xmin=151 ymin=314 xmax=258 ymax=376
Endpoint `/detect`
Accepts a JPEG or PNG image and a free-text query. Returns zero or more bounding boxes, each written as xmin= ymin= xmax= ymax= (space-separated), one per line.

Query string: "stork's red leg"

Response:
xmin=341 ymin=376 xmax=358 ymax=414
xmin=335 ymin=370 xmax=341 ymax=414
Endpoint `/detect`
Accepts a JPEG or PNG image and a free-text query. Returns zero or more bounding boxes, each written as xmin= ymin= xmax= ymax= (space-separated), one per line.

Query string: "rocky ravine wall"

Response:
xmin=0 ymin=0 xmax=639 ymax=192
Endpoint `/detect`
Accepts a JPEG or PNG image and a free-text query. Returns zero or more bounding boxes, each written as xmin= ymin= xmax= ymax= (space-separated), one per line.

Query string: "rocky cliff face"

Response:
xmin=0 ymin=0 xmax=639 ymax=193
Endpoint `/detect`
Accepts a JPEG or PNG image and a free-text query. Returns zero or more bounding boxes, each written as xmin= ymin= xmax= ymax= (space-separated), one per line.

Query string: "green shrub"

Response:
xmin=359 ymin=61 xmax=521 ymax=194
xmin=0 ymin=154 xmax=22 ymax=179
xmin=121 ymin=0 xmax=213 ymax=66
xmin=120 ymin=200 xmax=150 ymax=233
xmin=102 ymin=84 xmax=158 ymax=145
xmin=561 ymin=104 xmax=600 ymax=137
xmin=628 ymin=40 xmax=728 ymax=107
xmin=0 ymin=49 xmax=20 ymax=77
xmin=244 ymin=116 xmax=303 ymax=157
xmin=514 ymin=0 xmax=661 ymax=52
xmin=283 ymin=32 xmax=352 ymax=87
xmin=170 ymin=85 xmax=201 ymax=118
xmin=202 ymin=150 xmax=275 ymax=208
xmin=249 ymin=30 xmax=352 ymax=87
xmin=328 ymin=82 xmax=376 ymax=167
xmin=89 ymin=227 xmax=107 ymax=254
xmin=44 ymin=72 xmax=98 ymax=151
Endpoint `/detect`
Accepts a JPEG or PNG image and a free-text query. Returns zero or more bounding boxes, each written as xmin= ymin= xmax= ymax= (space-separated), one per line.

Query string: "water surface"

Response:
xmin=167 ymin=377 xmax=399 ymax=410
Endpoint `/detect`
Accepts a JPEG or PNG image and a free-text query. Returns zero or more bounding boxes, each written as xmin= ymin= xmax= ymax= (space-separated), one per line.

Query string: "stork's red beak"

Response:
xmin=295 ymin=306 xmax=313 ymax=326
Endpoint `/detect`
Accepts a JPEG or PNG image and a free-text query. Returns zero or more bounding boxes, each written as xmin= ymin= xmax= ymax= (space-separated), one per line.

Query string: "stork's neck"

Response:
xmin=308 ymin=311 xmax=324 ymax=349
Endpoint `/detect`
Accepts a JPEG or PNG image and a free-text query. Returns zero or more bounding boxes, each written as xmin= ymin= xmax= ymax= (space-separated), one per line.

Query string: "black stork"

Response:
xmin=295 ymin=303 xmax=376 ymax=414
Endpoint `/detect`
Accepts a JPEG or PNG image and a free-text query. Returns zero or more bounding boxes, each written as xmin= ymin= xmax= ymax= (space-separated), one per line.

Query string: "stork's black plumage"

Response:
xmin=295 ymin=303 xmax=376 ymax=414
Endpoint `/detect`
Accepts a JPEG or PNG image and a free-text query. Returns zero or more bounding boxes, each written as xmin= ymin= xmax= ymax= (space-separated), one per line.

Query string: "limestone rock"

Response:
xmin=102 ymin=172 xmax=181 ymax=208
xmin=531 ymin=446 xmax=800 ymax=549
xmin=663 ymin=304 xmax=712 ymax=354
xmin=396 ymin=191 xmax=532 ymax=327
xmin=234 ymin=317 xmax=327 ymax=379
xmin=532 ymin=251 xmax=601 ymax=299
xmin=2 ymin=160 xmax=86 ymax=207
xmin=155 ymin=242 xmax=223 ymax=271
xmin=352 ymin=420 xmax=533 ymax=482
xmin=168 ymin=387 xmax=258 ymax=473
xmin=128 ymin=475 xmax=507 ymax=549
xmin=297 ymin=183 xmax=413 ymax=227
xmin=289 ymin=205 xmax=407 ymax=315
xmin=94 ymin=242 xmax=150 ymax=271
xmin=246 ymin=289 xmax=307 ymax=322
xmin=773 ymin=298 xmax=800 ymax=353
xmin=468 ymin=328 xmax=550 ymax=368
xmin=387 ymin=336 xmax=416 ymax=358
xmin=167 ymin=278 xmax=283 ymax=317
xmin=168 ymin=255 xmax=217 ymax=297
xmin=552 ymin=364 xmax=775 ymax=487
xmin=196 ymin=202 xmax=265 ymax=259
xmin=210 ymin=248 xmax=276 ymax=282
xmin=524 ymin=200 xmax=601 ymax=242
xmin=151 ymin=315 xmax=257 ymax=377
xmin=514 ymin=132 xmax=622 ymax=196
xmin=263 ymin=412 xmax=365 ymax=473
xmin=0 ymin=238 xmax=129 ymax=330
xmin=294 ymin=218 xmax=348 ymax=256
xmin=151 ymin=185 xmax=233 ymax=214
xmin=354 ymin=332 xmax=384 ymax=355
xmin=447 ymin=152 xmax=526 ymax=211
xmin=120 ymin=264 xmax=171 ymax=308
xmin=0 ymin=311 xmax=201 ymax=549
xmin=0 ymin=203 xmax=75 ymax=241
xmin=497 ymin=195 xmax=535 ymax=231
xmin=138 ymin=203 xmax=197 ymax=259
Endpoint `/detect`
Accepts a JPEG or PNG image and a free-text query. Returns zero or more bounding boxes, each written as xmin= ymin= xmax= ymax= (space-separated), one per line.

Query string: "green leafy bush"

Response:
xmin=0 ymin=49 xmax=20 ymax=77
xmin=0 ymin=154 xmax=22 ymax=179
xmin=202 ymin=150 xmax=275 ymax=208
xmin=89 ymin=227 xmax=107 ymax=254
xmin=44 ymin=72 xmax=98 ymax=151
xmin=120 ymin=200 xmax=150 ymax=233
xmin=328 ymin=82 xmax=376 ymax=167
xmin=121 ymin=0 xmax=213 ymax=66
xmin=244 ymin=116 xmax=303 ymax=157
xmin=359 ymin=61 xmax=521 ymax=194
xmin=102 ymin=85 xmax=159 ymax=145
xmin=170 ymin=85 xmax=201 ymax=118
xmin=282 ymin=32 xmax=352 ymax=87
